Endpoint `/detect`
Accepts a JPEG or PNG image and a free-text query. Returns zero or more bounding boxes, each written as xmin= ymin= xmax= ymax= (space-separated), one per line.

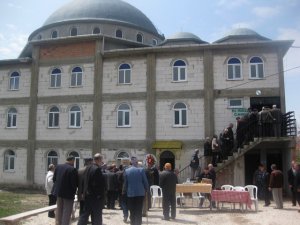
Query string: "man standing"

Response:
xmin=77 ymin=158 xmax=93 ymax=216
xmin=53 ymin=156 xmax=78 ymax=225
xmin=190 ymin=149 xmax=200 ymax=180
xmin=203 ymin=137 xmax=212 ymax=167
xmin=294 ymin=163 xmax=300 ymax=213
xmin=269 ymin=164 xmax=284 ymax=209
xmin=45 ymin=164 xmax=56 ymax=218
xmin=77 ymin=153 xmax=106 ymax=225
xmin=159 ymin=163 xmax=178 ymax=220
xmin=287 ymin=160 xmax=297 ymax=206
xmin=270 ymin=105 xmax=282 ymax=137
xmin=123 ymin=156 xmax=148 ymax=225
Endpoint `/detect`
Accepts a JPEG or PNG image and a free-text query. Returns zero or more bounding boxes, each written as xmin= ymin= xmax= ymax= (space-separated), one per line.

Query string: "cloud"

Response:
xmin=5 ymin=24 xmax=18 ymax=31
xmin=0 ymin=34 xmax=28 ymax=60
xmin=217 ymin=0 xmax=250 ymax=9
xmin=277 ymin=27 xmax=300 ymax=78
xmin=7 ymin=3 xmax=22 ymax=9
xmin=252 ymin=6 xmax=280 ymax=18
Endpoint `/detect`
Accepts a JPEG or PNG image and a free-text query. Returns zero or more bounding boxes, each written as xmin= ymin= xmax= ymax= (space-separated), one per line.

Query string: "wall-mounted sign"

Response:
xmin=232 ymin=108 xmax=248 ymax=117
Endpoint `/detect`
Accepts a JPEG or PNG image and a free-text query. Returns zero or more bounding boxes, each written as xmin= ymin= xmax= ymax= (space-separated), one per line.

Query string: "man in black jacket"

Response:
xmin=159 ymin=163 xmax=178 ymax=220
xmin=287 ymin=160 xmax=297 ymax=206
xmin=78 ymin=153 xmax=106 ymax=225
xmin=53 ymin=155 xmax=78 ymax=225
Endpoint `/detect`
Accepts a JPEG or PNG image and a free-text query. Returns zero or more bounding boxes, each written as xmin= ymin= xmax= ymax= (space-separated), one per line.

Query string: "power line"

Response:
xmin=223 ymin=65 xmax=300 ymax=90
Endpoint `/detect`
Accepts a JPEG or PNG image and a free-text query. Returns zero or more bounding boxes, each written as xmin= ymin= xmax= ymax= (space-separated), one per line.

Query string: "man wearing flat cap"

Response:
xmin=123 ymin=156 xmax=149 ymax=225
xmin=159 ymin=163 xmax=178 ymax=220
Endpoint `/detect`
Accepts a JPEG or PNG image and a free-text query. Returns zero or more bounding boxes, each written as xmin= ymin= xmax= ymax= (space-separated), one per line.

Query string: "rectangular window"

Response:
xmin=174 ymin=111 xmax=180 ymax=125
xmin=228 ymin=65 xmax=242 ymax=80
xmin=228 ymin=99 xmax=243 ymax=108
xmin=180 ymin=68 xmax=186 ymax=80
xmin=50 ymin=74 xmax=61 ymax=88
xmin=173 ymin=68 xmax=179 ymax=81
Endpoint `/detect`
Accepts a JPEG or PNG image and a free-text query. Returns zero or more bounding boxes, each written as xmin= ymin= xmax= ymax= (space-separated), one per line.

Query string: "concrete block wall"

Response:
xmin=102 ymin=58 xmax=147 ymax=93
xmin=0 ymin=147 xmax=27 ymax=184
xmin=0 ymin=105 xmax=29 ymax=140
xmin=38 ymin=63 xmax=94 ymax=97
xmin=36 ymin=103 xmax=94 ymax=140
xmin=101 ymin=100 xmax=146 ymax=140
xmin=156 ymin=53 xmax=204 ymax=91
xmin=156 ymin=99 xmax=204 ymax=140
xmin=0 ymin=67 xmax=31 ymax=98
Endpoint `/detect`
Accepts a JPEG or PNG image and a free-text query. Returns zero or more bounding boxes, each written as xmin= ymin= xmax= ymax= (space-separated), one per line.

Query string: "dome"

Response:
xmin=215 ymin=28 xmax=269 ymax=43
xmin=43 ymin=0 xmax=159 ymax=35
xmin=161 ymin=32 xmax=207 ymax=45
xmin=167 ymin=32 xmax=202 ymax=40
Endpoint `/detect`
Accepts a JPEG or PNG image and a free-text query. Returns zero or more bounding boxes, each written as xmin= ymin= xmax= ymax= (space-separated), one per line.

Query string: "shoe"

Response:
xmin=123 ymin=217 xmax=127 ymax=222
xmin=162 ymin=217 xmax=170 ymax=221
xmin=264 ymin=203 xmax=270 ymax=207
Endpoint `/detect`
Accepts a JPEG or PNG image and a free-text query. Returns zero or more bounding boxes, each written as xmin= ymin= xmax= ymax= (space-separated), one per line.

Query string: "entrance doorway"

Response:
xmin=244 ymin=153 xmax=260 ymax=185
xmin=159 ymin=150 xmax=175 ymax=171
xmin=250 ymin=97 xmax=280 ymax=111
xmin=267 ymin=152 xmax=282 ymax=172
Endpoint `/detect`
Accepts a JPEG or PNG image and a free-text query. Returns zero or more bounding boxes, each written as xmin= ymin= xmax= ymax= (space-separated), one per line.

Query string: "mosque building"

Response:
xmin=0 ymin=0 xmax=296 ymax=187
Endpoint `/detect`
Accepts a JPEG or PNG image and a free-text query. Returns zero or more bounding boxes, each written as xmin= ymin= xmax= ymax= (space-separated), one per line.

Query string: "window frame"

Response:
xmin=68 ymin=151 xmax=80 ymax=169
xmin=70 ymin=67 xmax=83 ymax=87
xmin=47 ymin=150 xmax=58 ymax=169
xmin=228 ymin=98 xmax=243 ymax=108
xmin=6 ymin=108 xmax=17 ymax=128
xmin=9 ymin=71 xmax=20 ymax=90
xmin=117 ymin=103 xmax=131 ymax=128
xmin=173 ymin=102 xmax=188 ymax=127
xmin=227 ymin=57 xmax=242 ymax=80
xmin=69 ymin=105 xmax=81 ymax=128
xmin=50 ymin=68 xmax=62 ymax=88
xmin=152 ymin=39 xmax=158 ymax=46
xmin=136 ymin=33 xmax=143 ymax=43
xmin=249 ymin=56 xmax=264 ymax=79
xmin=118 ymin=63 xmax=131 ymax=85
xmin=70 ymin=27 xmax=78 ymax=36
xmin=172 ymin=60 xmax=187 ymax=82
xmin=4 ymin=150 xmax=15 ymax=172
xmin=116 ymin=29 xmax=123 ymax=38
xmin=48 ymin=106 xmax=60 ymax=128
xmin=51 ymin=30 xmax=58 ymax=38
xmin=92 ymin=27 xmax=101 ymax=34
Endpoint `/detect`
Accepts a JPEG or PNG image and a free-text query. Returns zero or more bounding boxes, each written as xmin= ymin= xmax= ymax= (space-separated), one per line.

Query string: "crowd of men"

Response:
xmin=45 ymin=154 xmax=180 ymax=225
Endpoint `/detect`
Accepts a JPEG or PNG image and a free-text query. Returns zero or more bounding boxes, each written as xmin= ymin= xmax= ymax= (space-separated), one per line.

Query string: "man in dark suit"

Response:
xmin=159 ymin=163 xmax=178 ymax=220
xmin=287 ymin=160 xmax=297 ymax=206
xmin=78 ymin=153 xmax=106 ymax=225
xmin=269 ymin=164 xmax=284 ymax=209
xmin=53 ymin=155 xmax=78 ymax=225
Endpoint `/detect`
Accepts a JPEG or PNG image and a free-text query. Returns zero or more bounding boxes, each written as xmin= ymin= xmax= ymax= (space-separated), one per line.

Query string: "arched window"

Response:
xmin=50 ymin=68 xmax=61 ymax=88
xmin=152 ymin=39 xmax=158 ymax=46
xmin=250 ymin=57 xmax=264 ymax=79
xmin=173 ymin=102 xmax=187 ymax=126
xmin=51 ymin=30 xmax=58 ymax=38
xmin=136 ymin=33 xmax=143 ymax=43
xmin=118 ymin=63 xmax=131 ymax=84
xmin=71 ymin=67 xmax=83 ymax=87
xmin=7 ymin=108 xmax=17 ymax=128
xmin=173 ymin=60 xmax=187 ymax=81
xmin=70 ymin=27 xmax=78 ymax=36
xmin=48 ymin=106 xmax=60 ymax=128
xmin=116 ymin=29 xmax=123 ymax=38
xmin=47 ymin=150 xmax=58 ymax=168
xmin=37 ymin=34 xmax=42 ymax=40
xmin=69 ymin=106 xmax=81 ymax=128
xmin=4 ymin=150 xmax=15 ymax=171
xmin=69 ymin=151 xmax=80 ymax=169
xmin=9 ymin=71 xmax=20 ymax=90
xmin=227 ymin=57 xmax=242 ymax=80
xmin=93 ymin=27 xmax=101 ymax=34
xmin=116 ymin=151 xmax=130 ymax=166
xmin=117 ymin=103 xmax=131 ymax=127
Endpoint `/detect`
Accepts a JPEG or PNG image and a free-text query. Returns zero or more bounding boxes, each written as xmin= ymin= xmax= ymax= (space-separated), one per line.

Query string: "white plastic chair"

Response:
xmin=245 ymin=185 xmax=258 ymax=212
xmin=220 ymin=185 xmax=234 ymax=209
xmin=221 ymin=184 xmax=233 ymax=191
xmin=192 ymin=192 xmax=205 ymax=207
xmin=176 ymin=192 xmax=185 ymax=207
xmin=232 ymin=186 xmax=246 ymax=210
xmin=150 ymin=185 xmax=163 ymax=208
xmin=232 ymin=186 xmax=245 ymax=191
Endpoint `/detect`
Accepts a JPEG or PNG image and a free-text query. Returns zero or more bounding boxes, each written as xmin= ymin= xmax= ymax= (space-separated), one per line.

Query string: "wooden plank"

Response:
xmin=0 ymin=205 xmax=57 ymax=225
xmin=176 ymin=184 xmax=212 ymax=193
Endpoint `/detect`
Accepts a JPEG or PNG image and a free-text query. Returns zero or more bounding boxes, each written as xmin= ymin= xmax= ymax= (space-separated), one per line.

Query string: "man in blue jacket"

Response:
xmin=123 ymin=156 xmax=148 ymax=225
xmin=53 ymin=155 xmax=78 ymax=225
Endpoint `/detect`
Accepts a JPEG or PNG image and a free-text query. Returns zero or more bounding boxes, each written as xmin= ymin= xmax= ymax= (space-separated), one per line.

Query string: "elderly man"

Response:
xmin=287 ymin=160 xmax=297 ymax=206
xmin=123 ymin=156 xmax=148 ymax=225
xmin=269 ymin=164 xmax=284 ymax=209
xmin=159 ymin=163 xmax=178 ymax=220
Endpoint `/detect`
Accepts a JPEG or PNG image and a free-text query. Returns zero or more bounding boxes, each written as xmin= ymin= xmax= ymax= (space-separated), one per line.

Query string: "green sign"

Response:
xmin=232 ymin=108 xmax=248 ymax=117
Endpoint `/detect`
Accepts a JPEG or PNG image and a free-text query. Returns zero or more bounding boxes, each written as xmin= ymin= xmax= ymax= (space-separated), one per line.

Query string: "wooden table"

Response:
xmin=176 ymin=183 xmax=212 ymax=209
xmin=211 ymin=190 xmax=252 ymax=211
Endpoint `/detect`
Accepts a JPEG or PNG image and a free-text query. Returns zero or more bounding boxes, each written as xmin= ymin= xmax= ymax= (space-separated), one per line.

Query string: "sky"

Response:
xmin=0 ymin=0 xmax=299 ymax=128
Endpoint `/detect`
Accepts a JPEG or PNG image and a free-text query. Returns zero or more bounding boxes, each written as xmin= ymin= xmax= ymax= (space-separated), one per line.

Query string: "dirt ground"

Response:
xmin=19 ymin=199 xmax=300 ymax=225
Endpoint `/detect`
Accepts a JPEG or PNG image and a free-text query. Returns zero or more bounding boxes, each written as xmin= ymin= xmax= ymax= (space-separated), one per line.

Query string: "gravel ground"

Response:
xmin=20 ymin=199 xmax=300 ymax=225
